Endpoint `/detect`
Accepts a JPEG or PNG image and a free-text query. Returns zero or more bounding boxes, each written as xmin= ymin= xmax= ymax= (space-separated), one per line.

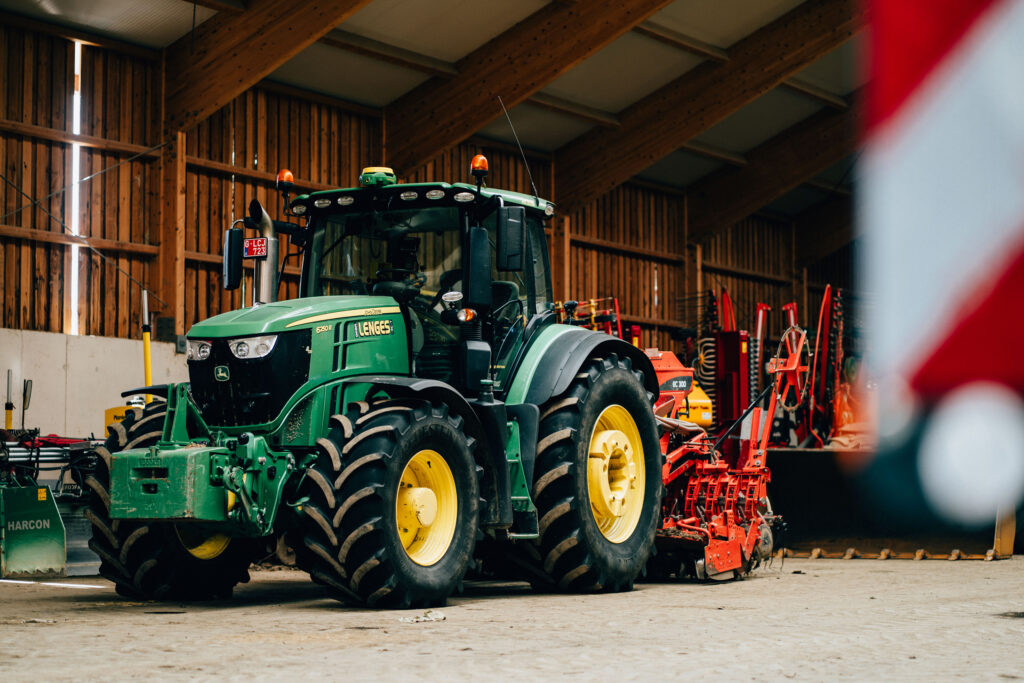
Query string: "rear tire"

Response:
xmin=530 ymin=353 xmax=662 ymax=591
xmin=292 ymin=398 xmax=480 ymax=607
xmin=84 ymin=401 xmax=256 ymax=600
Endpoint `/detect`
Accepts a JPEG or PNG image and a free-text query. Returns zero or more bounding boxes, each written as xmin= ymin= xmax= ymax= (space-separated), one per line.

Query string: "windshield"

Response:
xmin=311 ymin=206 xmax=462 ymax=298
xmin=304 ymin=202 xmax=552 ymax=390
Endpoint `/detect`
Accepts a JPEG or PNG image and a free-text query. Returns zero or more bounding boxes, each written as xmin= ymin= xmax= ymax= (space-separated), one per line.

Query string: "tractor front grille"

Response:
xmin=188 ymin=329 xmax=311 ymax=427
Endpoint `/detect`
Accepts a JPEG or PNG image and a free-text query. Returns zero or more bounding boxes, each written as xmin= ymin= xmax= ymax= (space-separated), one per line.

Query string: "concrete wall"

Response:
xmin=0 ymin=328 xmax=188 ymax=437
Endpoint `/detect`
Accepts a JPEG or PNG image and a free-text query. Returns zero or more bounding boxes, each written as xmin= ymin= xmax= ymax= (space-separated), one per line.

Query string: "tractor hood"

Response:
xmin=187 ymin=295 xmax=401 ymax=338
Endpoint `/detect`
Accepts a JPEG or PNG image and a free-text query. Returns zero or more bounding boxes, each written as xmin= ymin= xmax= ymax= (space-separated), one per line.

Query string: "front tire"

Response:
xmin=83 ymin=401 xmax=255 ymax=600
xmin=293 ymin=398 xmax=480 ymax=607
xmin=531 ymin=353 xmax=662 ymax=591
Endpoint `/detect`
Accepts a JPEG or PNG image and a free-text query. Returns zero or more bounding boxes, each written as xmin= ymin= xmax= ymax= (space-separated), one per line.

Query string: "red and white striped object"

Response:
xmin=862 ymin=0 xmax=1024 ymax=524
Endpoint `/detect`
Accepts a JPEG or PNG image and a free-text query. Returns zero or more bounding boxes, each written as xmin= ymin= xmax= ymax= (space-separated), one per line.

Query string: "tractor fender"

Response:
xmin=340 ymin=375 xmax=510 ymax=527
xmin=512 ymin=326 xmax=660 ymax=407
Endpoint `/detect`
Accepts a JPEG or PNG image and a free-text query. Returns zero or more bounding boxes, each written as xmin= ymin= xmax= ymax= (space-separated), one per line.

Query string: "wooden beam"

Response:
xmin=570 ymin=233 xmax=683 ymax=264
xmin=687 ymin=100 xmax=860 ymax=242
xmin=529 ymin=93 xmax=620 ymax=129
xmin=701 ymin=260 xmax=791 ymax=286
xmin=555 ymin=0 xmax=862 ymax=211
xmin=158 ymin=131 xmax=187 ymax=334
xmin=0 ymin=223 xmax=159 ymax=257
xmin=634 ymin=20 xmax=848 ymax=110
xmin=633 ymin=22 xmax=728 ymax=62
xmin=320 ymin=29 xmax=457 ymax=78
xmin=383 ymin=0 xmax=675 ymax=174
xmin=681 ymin=139 xmax=748 ymax=166
xmin=164 ymin=0 xmax=373 ymax=131
xmin=314 ymin=30 xmax=624 ymax=130
xmin=620 ymin=313 xmax=687 ymax=329
xmin=0 ymin=118 xmax=158 ymax=158
xmin=795 ymin=195 xmax=854 ymax=266
xmin=780 ymin=77 xmax=849 ymax=110
xmin=186 ymin=250 xmax=300 ymax=277
xmin=185 ymin=155 xmax=335 ymax=192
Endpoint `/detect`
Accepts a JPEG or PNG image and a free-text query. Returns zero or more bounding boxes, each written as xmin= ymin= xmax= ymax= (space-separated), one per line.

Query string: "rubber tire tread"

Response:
xmin=85 ymin=400 xmax=255 ymax=600
xmin=529 ymin=353 xmax=662 ymax=593
xmin=291 ymin=398 xmax=479 ymax=608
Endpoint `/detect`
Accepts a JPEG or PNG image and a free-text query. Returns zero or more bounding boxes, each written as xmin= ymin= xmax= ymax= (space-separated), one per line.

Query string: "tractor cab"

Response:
xmin=227 ymin=157 xmax=556 ymax=398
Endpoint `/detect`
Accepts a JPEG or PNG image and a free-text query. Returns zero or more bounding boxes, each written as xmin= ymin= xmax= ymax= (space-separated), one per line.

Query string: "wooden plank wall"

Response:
xmin=0 ymin=28 xmax=73 ymax=332
xmin=699 ymin=215 xmax=801 ymax=341
xmin=76 ymin=45 xmax=160 ymax=338
xmin=1 ymin=21 xmax=852 ymax=353
xmin=402 ymin=140 xmax=553 ymax=199
xmin=568 ymin=185 xmax=686 ymax=352
xmin=182 ymin=88 xmax=381 ymax=328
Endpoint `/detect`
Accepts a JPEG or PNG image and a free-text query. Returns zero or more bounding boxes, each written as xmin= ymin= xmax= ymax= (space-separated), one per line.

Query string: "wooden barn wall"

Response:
xmin=182 ymin=88 xmax=381 ymax=329
xmin=403 ymin=140 xmax=553 ymax=197
xmin=1 ymin=19 xmax=854 ymax=353
xmin=0 ymin=29 xmax=160 ymax=338
xmin=567 ymin=185 xmax=686 ymax=353
xmin=0 ymin=28 xmax=74 ymax=333
xmin=698 ymin=215 xmax=799 ymax=342
xmin=76 ymin=45 xmax=160 ymax=338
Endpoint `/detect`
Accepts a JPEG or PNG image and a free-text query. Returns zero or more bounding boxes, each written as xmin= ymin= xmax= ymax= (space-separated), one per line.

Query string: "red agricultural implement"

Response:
xmin=647 ymin=329 xmax=807 ymax=580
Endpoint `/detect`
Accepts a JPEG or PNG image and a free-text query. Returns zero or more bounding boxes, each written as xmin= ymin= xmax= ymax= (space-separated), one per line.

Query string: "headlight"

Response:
xmin=186 ymin=340 xmax=212 ymax=361
xmin=227 ymin=335 xmax=278 ymax=359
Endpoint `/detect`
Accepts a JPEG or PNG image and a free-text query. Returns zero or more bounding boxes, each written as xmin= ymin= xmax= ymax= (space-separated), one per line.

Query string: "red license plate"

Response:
xmin=243 ymin=237 xmax=268 ymax=258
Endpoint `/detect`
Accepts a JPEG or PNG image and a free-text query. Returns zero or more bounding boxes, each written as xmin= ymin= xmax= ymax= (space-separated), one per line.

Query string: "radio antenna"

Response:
xmin=498 ymin=96 xmax=540 ymax=202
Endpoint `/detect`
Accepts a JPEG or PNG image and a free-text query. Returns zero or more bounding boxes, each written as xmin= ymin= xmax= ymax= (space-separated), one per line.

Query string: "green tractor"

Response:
xmin=84 ymin=158 xmax=662 ymax=607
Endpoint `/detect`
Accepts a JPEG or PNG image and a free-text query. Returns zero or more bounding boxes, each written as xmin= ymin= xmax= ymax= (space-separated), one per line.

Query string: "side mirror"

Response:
xmin=465 ymin=226 xmax=493 ymax=311
xmin=223 ymin=227 xmax=242 ymax=290
xmin=22 ymin=379 xmax=32 ymax=412
xmin=496 ymin=206 xmax=525 ymax=272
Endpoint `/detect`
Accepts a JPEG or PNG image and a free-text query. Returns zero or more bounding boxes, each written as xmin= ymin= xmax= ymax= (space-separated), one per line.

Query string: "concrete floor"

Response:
xmin=1 ymin=558 xmax=1022 ymax=681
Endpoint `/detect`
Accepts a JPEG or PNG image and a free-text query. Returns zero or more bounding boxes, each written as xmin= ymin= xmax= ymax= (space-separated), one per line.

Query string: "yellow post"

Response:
xmin=142 ymin=292 xmax=153 ymax=404
xmin=4 ymin=369 xmax=12 ymax=430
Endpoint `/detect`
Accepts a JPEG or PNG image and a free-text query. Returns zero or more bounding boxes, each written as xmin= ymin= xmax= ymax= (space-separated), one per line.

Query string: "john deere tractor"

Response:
xmin=84 ymin=158 xmax=662 ymax=607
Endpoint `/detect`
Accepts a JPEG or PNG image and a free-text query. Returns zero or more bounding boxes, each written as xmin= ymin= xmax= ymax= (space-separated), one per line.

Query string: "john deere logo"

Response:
xmin=214 ymin=365 xmax=230 ymax=382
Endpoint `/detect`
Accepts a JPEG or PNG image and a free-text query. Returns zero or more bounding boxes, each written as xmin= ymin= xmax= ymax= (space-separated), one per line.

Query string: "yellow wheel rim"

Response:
xmin=396 ymin=449 xmax=458 ymax=566
xmin=175 ymin=526 xmax=231 ymax=560
xmin=587 ymin=404 xmax=645 ymax=543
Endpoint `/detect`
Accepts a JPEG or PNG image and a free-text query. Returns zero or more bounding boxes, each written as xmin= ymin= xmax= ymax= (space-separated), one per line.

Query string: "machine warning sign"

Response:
xmin=243 ymin=237 xmax=268 ymax=258
xmin=352 ymin=319 xmax=394 ymax=338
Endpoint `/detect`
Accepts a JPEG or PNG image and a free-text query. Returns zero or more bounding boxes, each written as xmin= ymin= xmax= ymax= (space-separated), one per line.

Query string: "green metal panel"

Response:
xmin=109 ymin=435 xmax=294 ymax=537
xmin=503 ymin=323 xmax=580 ymax=405
xmin=1 ymin=485 xmax=66 ymax=578
xmin=504 ymin=421 xmax=535 ymax=516
xmin=110 ymin=446 xmax=230 ymax=522
xmin=187 ymin=295 xmax=402 ymax=337
xmin=184 ymin=296 xmax=410 ymax=439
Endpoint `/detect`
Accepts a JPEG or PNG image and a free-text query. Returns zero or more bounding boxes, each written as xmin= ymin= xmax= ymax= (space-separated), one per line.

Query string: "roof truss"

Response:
xmin=686 ymin=100 xmax=859 ymax=242
xmin=554 ymin=0 xmax=862 ymax=211
xmin=382 ymin=0 xmax=676 ymax=174
xmin=164 ymin=0 xmax=373 ymax=131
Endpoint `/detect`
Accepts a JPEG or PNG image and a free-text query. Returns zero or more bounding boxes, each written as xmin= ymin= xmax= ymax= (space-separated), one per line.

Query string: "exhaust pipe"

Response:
xmin=248 ymin=199 xmax=280 ymax=305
